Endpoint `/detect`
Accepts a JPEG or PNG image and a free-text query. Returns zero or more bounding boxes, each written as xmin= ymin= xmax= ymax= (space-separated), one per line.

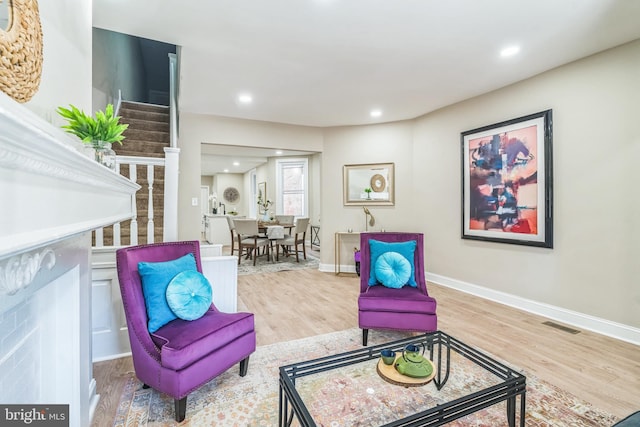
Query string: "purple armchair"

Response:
xmin=358 ymin=232 xmax=437 ymax=346
xmin=116 ymin=241 xmax=256 ymax=422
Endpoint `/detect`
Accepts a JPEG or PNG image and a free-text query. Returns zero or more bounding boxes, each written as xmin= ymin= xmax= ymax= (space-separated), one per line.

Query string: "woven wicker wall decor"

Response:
xmin=0 ymin=0 xmax=43 ymax=103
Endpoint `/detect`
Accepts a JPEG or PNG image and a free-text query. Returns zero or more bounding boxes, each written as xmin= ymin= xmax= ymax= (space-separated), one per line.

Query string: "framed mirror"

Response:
xmin=343 ymin=162 xmax=395 ymax=206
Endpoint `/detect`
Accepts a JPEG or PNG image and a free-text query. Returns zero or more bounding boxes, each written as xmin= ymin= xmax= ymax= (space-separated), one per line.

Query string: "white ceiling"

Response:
xmin=93 ymin=0 xmax=640 ymax=173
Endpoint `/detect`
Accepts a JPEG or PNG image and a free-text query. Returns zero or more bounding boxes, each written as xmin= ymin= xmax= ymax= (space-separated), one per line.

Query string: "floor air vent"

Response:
xmin=542 ymin=321 xmax=581 ymax=334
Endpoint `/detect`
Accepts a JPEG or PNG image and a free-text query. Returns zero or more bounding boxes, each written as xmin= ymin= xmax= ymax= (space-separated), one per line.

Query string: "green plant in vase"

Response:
xmin=364 ymin=187 xmax=373 ymax=199
xmin=57 ymin=103 xmax=129 ymax=170
xmin=257 ymin=195 xmax=273 ymax=221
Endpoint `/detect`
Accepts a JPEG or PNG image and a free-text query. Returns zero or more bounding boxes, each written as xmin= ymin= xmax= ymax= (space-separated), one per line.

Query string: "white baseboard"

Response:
xmin=427 ymin=272 xmax=640 ymax=346
xmin=319 ymin=263 xmax=357 ymax=274
xmin=93 ymin=351 xmax=132 ymax=363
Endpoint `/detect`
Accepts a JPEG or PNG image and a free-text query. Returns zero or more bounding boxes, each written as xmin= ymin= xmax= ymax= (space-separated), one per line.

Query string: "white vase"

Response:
xmin=262 ymin=211 xmax=270 ymax=222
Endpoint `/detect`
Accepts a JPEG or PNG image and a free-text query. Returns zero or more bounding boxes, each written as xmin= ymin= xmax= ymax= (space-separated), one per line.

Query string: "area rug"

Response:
xmin=237 ymin=252 xmax=319 ymax=276
xmin=113 ymin=329 xmax=620 ymax=426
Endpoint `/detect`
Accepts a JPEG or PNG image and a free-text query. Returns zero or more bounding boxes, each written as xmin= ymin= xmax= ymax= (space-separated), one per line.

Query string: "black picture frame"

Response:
xmin=461 ymin=110 xmax=553 ymax=248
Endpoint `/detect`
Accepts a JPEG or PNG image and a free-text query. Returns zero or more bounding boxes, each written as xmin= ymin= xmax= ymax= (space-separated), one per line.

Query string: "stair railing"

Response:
xmin=93 ymin=49 xmax=181 ymax=248
xmin=93 ymin=156 xmax=166 ymax=247
xmin=164 ymin=53 xmax=180 ymax=241
xmin=168 ymin=53 xmax=178 ymax=149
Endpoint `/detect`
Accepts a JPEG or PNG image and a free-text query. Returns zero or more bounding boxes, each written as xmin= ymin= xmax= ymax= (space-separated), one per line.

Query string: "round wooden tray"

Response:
xmin=376 ymin=354 xmax=436 ymax=387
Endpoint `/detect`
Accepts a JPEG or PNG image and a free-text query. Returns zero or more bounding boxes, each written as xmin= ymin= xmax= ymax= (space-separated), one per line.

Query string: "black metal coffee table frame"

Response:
xmin=279 ymin=330 xmax=526 ymax=427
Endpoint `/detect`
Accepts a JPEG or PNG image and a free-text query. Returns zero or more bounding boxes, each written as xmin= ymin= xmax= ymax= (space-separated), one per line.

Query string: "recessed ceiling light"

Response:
xmin=223 ymin=169 xmax=229 ymax=173
xmin=370 ymin=109 xmax=382 ymax=118
xmin=500 ymin=46 xmax=520 ymax=57
xmin=233 ymin=161 xmax=239 ymax=166
xmin=238 ymin=93 xmax=253 ymax=104
xmin=275 ymin=150 xmax=283 ymax=155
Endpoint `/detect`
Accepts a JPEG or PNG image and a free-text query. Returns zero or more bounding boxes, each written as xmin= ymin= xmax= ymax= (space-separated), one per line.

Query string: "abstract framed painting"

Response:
xmin=461 ymin=110 xmax=553 ymax=248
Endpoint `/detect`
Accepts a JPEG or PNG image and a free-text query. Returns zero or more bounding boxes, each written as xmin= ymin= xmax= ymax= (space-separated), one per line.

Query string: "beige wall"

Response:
xmin=309 ymin=153 xmax=322 ymax=226
xmin=178 ymin=113 xmax=324 ymax=239
xmin=320 ymin=40 xmax=640 ymax=330
xmin=216 ymin=174 xmax=245 ymax=214
xmin=201 ymin=174 xmax=246 ymax=215
xmin=178 ymin=40 xmax=639 ymax=331
xmin=25 ymin=0 xmax=92 ymax=123
xmin=412 ymin=40 xmax=639 ymax=329
xmin=322 ymin=120 xmax=415 ymax=266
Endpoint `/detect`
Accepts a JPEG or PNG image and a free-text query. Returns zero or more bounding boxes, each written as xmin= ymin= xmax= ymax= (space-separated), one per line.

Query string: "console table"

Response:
xmin=310 ymin=225 xmax=320 ymax=248
xmin=334 ymin=231 xmax=361 ymax=275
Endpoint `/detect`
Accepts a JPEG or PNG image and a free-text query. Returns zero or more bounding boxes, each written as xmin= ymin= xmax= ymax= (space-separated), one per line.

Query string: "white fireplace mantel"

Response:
xmin=0 ymin=93 xmax=140 ymax=260
xmin=0 ymin=91 xmax=140 ymax=426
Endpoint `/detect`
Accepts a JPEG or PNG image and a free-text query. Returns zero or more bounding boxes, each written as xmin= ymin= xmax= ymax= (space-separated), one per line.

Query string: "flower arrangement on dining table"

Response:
xmin=257 ymin=195 xmax=272 ymax=213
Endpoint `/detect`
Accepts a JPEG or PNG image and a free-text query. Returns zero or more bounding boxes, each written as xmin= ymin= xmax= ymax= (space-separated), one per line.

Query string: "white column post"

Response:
xmin=163 ymin=147 xmax=180 ymax=242
xmin=129 ymin=164 xmax=138 ymax=245
xmin=112 ymin=161 xmax=122 ymax=246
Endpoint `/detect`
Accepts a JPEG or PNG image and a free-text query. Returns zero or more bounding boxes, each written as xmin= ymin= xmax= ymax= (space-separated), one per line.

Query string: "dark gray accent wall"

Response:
xmin=92 ymin=28 xmax=176 ymax=110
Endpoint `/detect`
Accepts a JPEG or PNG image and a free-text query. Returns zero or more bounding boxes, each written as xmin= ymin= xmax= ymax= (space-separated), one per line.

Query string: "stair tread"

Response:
xmin=121 ymin=118 xmax=170 ymax=132
xmin=121 ymin=101 xmax=169 ymax=114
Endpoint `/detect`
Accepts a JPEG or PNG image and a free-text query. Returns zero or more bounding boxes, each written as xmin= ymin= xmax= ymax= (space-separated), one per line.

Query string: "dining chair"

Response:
xmin=265 ymin=224 xmax=286 ymax=261
xmin=275 ymin=215 xmax=294 ymax=225
xmin=234 ymin=219 xmax=270 ymax=265
xmin=115 ymin=241 xmax=256 ymax=422
xmin=225 ymin=215 xmax=238 ymax=256
xmin=280 ymin=217 xmax=310 ymax=262
xmin=275 ymin=215 xmax=295 ymax=236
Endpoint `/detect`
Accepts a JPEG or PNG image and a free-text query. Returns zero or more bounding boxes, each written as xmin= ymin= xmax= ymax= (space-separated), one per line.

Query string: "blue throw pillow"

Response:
xmin=374 ymin=252 xmax=412 ymax=288
xmin=166 ymin=271 xmax=213 ymax=321
xmin=368 ymin=239 xmax=417 ymax=287
xmin=138 ymin=253 xmax=197 ymax=333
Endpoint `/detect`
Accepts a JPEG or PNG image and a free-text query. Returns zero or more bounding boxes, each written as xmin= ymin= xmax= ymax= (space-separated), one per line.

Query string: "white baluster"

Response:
xmin=94 ymin=228 xmax=104 ymax=247
xmin=147 ymin=164 xmax=155 ymax=243
xmin=113 ymin=161 xmax=121 ymax=246
xmin=112 ymin=223 xmax=121 ymax=246
xmin=129 ymin=164 xmax=138 ymax=245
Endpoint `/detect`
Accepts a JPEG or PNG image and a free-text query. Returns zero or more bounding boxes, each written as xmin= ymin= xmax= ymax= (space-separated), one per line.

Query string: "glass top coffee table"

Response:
xmin=279 ymin=331 xmax=526 ymax=426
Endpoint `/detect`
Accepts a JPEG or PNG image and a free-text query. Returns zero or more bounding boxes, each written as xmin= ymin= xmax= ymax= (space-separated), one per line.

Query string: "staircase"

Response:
xmin=117 ymin=101 xmax=170 ymax=159
xmin=106 ymin=101 xmax=170 ymax=246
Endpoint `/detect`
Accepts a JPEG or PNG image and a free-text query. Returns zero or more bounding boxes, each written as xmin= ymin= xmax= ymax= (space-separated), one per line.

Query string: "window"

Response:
xmin=276 ymin=158 xmax=308 ymax=217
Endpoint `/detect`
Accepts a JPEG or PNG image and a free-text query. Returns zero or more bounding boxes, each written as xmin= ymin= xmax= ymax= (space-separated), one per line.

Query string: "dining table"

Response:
xmin=257 ymin=221 xmax=294 ymax=233
xmin=257 ymin=221 xmax=294 ymax=261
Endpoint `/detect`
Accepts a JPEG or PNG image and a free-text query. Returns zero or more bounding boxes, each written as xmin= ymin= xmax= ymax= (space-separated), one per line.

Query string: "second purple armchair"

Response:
xmin=358 ymin=232 xmax=437 ymax=346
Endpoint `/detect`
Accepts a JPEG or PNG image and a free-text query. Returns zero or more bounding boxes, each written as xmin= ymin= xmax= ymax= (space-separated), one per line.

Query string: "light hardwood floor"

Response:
xmin=91 ymin=257 xmax=639 ymax=426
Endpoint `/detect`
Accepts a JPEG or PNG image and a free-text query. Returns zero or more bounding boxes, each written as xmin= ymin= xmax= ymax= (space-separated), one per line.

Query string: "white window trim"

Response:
xmin=249 ymin=169 xmax=257 ymax=219
xmin=275 ymin=158 xmax=308 ymax=217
